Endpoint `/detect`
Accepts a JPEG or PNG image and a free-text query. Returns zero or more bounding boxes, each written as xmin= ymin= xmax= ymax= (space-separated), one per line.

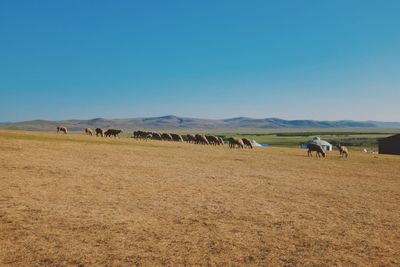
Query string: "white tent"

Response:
xmin=251 ymin=139 xmax=263 ymax=147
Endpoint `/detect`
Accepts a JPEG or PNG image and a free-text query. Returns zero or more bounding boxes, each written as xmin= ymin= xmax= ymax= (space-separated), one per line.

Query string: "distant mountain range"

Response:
xmin=1 ymin=115 xmax=400 ymax=131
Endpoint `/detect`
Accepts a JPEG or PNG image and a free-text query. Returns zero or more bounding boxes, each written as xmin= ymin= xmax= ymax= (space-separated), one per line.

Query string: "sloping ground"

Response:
xmin=0 ymin=130 xmax=399 ymax=266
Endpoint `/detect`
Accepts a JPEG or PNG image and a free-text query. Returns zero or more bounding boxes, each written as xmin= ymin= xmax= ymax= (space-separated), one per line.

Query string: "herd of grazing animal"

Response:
xmin=307 ymin=143 xmax=350 ymax=158
xmin=132 ymin=131 xmax=257 ymax=150
xmin=57 ymin=125 xmax=349 ymax=158
xmin=57 ymin=126 xmax=123 ymax=138
xmin=133 ymin=131 xmax=226 ymax=146
xmin=133 ymin=130 xmax=255 ymax=149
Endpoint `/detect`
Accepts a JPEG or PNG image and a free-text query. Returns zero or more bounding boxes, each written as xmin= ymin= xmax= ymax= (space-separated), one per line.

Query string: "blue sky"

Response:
xmin=0 ymin=0 xmax=399 ymax=122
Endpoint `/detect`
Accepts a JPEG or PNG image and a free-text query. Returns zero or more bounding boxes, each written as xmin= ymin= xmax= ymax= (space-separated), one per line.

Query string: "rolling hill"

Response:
xmin=1 ymin=115 xmax=400 ymax=131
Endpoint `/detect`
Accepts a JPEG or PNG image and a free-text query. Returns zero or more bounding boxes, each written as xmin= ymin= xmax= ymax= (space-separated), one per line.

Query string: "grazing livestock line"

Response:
xmin=53 ymin=125 xmax=260 ymax=154
xmin=129 ymin=129 xmax=260 ymax=152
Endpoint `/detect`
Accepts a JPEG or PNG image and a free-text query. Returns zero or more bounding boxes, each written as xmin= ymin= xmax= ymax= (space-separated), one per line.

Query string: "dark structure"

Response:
xmin=378 ymin=134 xmax=400 ymax=155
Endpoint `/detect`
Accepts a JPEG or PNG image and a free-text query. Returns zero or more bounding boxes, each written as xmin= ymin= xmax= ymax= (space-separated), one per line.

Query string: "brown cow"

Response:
xmin=242 ymin=138 xmax=253 ymax=149
xmin=57 ymin=126 xmax=68 ymax=134
xmin=85 ymin=128 xmax=94 ymax=136
xmin=228 ymin=137 xmax=244 ymax=148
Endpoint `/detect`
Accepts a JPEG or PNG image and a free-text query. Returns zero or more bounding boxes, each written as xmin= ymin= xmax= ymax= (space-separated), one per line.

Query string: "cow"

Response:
xmin=171 ymin=133 xmax=184 ymax=142
xmin=228 ymin=137 xmax=244 ymax=148
xmin=104 ymin=129 xmax=123 ymax=138
xmin=242 ymin=138 xmax=253 ymax=149
xmin=161 ymin=133 xmax=173 ymax=141
xmin=84 ymin=128 xmax=94 ymax=136
xmin=336 ymin=144 xmax=349 ymax=158
xmin=57 ymin=126 xmax=68 ymax=134
xmin=307 ymin=143 xmax=326 ymax=158
xmin=95 ymin=128 xmax=105 ymax=137
xmin=195 ymin=134 xmax=209 ymax=145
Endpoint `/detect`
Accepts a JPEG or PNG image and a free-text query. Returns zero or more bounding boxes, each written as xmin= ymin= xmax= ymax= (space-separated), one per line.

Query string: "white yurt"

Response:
xmin=251 ymin=139 xmax=263 ymax=147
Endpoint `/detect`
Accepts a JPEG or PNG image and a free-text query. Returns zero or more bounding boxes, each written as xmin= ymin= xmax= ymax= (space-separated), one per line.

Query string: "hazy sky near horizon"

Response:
xmin=1 ymin=0 xmax=399 ymax=122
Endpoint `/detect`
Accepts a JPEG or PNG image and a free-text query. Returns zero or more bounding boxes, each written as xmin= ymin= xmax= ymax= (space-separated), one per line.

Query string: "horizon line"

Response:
xmin=1 ymin=115 xmax=400 ymax=124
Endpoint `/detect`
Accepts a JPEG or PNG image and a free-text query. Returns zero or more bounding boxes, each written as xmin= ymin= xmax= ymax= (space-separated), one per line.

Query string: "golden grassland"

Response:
xmin=0 ymin=130 xmax=399 ymax=266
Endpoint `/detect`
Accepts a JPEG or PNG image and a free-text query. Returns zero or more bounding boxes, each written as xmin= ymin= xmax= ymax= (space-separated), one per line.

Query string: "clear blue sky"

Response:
xmin=1 ymin=0 xmax=399 ymax=122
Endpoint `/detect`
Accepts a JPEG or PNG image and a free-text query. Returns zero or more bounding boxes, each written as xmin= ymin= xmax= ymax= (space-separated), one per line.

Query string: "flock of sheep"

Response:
xmin=56 ymin=126 xmax=254 ymax=149
xmin=133 ymin=130 xmax=254 ymax=148
xmin=56 ymin=125 xmax=349 ymax=157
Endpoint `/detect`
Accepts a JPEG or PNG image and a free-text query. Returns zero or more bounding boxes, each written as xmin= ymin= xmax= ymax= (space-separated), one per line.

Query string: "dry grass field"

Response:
xmin=1 ymin=130 xmax=399 ymax=266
